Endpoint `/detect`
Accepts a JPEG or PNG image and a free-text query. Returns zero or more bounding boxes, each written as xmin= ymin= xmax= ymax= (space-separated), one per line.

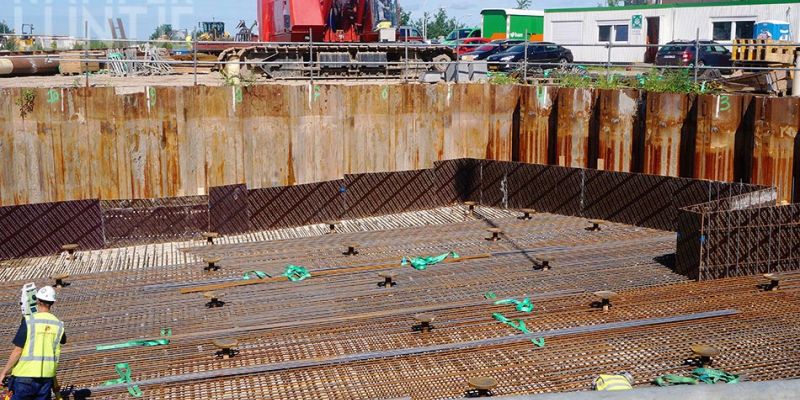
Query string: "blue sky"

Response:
xmin=3 ymin=0 xmax=597 ymax=39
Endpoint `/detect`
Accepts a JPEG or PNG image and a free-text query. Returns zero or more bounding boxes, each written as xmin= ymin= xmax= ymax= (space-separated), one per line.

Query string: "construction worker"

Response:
xmin=0 ymin=286 xmax=66 ymax=400
xmin=592 ymin=372 xmax=634 ymax=391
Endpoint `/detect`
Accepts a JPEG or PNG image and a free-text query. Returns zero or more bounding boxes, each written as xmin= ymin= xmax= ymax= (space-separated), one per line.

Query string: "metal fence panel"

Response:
xmin=344 ymin=169 xmax=440 ymax=219
xmin=432 ymin=159 xmax=482 ymax=205
xmin=248 ymin=180 xmax=345 ymax=230
xmin=0 ymin=199 xmax=104 ymax=260
xmin=209 ymin=184 xmax=250 ymax=235
xmin=101 ymin=197 xmax=209 ymax=246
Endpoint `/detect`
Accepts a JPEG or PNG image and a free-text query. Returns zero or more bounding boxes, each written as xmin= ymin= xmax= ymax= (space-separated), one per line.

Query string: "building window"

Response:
xmin=735 ymin=21 xmax=754 ymax=39
xmin=615 ymin=25 xmax=629 ymax=42
xmin=598 ymin=24 xmax=629 ymax=43
xmin=712 ymin=20 xmax=755 ymax=41
xmin=598 ymin=25 xmax=611 ymax=42
xmin=712 ymin=22 xmax=732 ymax=41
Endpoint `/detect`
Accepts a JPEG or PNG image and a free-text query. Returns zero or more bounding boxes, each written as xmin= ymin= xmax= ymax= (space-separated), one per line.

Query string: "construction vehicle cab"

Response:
xmin=198 ymin=22 xmax=226 ymax=41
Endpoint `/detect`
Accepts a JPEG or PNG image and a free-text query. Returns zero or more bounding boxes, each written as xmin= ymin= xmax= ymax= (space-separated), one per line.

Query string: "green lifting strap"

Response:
xmin=283 ymin=265 xmax=311 ymax=281
xmin=692 ymin=368 xmax=739 ymax=384
xmin=653 ymin=374 xmax=699 ymax=386
xmin=531 ymin=337 xmax=545 ymax=347
xmin=492 ymin=312 xmax=530 ymax=334
xmin=401 ymin=252 xmax=459 ymax=270
xmin=96 ymin=338 xmax=170 ymax=351
xmin=494 ymin=297 xmax=534 ymax=313
xmin=242 ymin=270 xmax=270 ymax=280
xmin=484 ymin=291 xmax=497 ymax=300
xmin=160 ymin=327 xmax=172 ymax=337
xmin=102 ymin=363 xmax=143 ymax=397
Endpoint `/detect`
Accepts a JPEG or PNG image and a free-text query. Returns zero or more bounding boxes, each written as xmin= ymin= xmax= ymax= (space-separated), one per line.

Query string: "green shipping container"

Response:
xmin=481 ymin=8 xmax=544 ymax=41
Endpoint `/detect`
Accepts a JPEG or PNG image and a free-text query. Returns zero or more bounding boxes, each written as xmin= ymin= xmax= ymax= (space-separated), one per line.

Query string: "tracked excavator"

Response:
xmin=218 ymin=0 xmax=455 ymax=78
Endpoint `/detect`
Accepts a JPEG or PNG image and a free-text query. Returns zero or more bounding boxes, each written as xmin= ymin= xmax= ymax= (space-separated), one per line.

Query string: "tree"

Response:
xmin=412 ymin=8 xmax=464 ymax=40
xmin=150 ymin=24 xmax=174 ymax=41
xmin=597 ymin=0 xmax=620 ymax=6
xmin=399 ymin=8 xmax=412 ymax=26
xmin=0 ymin=20 xmax=12 ymax=34
xmin=516 ymin=0 xmax=532 ymax=9
xmin=0 ymin=20 xmax=16 ymax=51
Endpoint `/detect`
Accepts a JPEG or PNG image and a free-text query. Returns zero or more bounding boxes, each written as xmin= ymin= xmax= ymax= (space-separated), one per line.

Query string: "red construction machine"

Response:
xmin=217 ymin=0 xmax=454 ymax=78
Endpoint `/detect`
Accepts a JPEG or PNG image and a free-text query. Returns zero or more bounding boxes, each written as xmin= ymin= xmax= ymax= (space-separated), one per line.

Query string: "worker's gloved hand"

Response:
xmin=0 ymin=374 xmax=7 ymax=387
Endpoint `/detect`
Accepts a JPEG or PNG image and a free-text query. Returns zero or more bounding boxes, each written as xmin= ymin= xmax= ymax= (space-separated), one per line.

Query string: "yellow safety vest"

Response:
xmin=11 ymin=312 xmax=64 ymax=378
xmin=594 ymin=374 xmax=632 ymax=391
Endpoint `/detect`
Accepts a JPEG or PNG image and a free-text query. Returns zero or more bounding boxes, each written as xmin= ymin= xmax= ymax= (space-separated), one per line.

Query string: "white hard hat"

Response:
xmin=35 ymin=286 xmax=56 ymax=303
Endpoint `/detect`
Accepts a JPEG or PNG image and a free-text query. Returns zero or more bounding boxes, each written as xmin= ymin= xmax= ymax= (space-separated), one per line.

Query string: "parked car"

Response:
xmin=485 ymin=42 xmax=573 ymax=71
xmin=397 ymin=26 xmax=424 ymax=42
xmin=461 ymin=39 xmax=524 ymax=61
xmin=456 ymin=37 xmax=491 ymax=56
xmin=443 ymin=27 xmax=482 ymax=46
xmin=655 ymin=40 xmax=732 ymax=73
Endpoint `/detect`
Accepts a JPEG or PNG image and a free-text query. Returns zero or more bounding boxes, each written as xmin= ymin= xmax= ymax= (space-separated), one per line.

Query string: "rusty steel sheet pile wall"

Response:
xmin=694 ymin=94 xmax=751 ymax=183
xmin=2 ymin=84 xmax=799 ymax=207
xmin=0 ymin=84 xmax=519 ymax=207
xmin=519 ymin=86 xmax=558 ymax=165
xmin=0 ymin=200 xmax=103 ymax=259
xmin=597 ymin=89 xmax=643 ymax=173
xmin=644 ymin=92 xmax=697 ymax=178
xmin=101 ymin=197 xmax=209 ymax=246
xmin=556 ymin=88 xmax=597 ymax=168
xmin=751 ymin=96 xmax=799 ymax=204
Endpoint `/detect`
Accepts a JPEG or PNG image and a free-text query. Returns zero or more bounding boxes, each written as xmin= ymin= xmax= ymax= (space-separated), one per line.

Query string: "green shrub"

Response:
xmin=487 ymin=72 xmax=519 ymax=85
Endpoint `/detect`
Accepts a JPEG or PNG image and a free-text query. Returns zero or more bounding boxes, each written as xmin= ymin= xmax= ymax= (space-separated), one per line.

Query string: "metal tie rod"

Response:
xmin=89 ymin=309 xmax=737 ymax=393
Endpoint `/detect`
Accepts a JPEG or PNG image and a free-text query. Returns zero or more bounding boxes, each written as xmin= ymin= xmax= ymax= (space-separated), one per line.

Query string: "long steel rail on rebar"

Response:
xmin=89 ymin=309 xmax=737 ymax=393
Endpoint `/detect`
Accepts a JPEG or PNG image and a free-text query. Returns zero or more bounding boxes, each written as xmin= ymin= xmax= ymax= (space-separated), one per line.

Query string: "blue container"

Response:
xmin=754 ymin=20 xmax=791 ymax=41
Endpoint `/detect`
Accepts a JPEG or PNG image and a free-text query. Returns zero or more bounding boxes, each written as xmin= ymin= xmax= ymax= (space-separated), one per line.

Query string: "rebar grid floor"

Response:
xmin=0 ymin=206 xmax=516 ymax=282
xmin=0 ymin=208 xmax=798 ymax=399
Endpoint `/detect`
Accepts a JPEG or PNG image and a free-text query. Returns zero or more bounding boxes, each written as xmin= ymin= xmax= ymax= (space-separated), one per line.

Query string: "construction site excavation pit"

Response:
xmin=0 ymin=188 xmax=798 ymax=399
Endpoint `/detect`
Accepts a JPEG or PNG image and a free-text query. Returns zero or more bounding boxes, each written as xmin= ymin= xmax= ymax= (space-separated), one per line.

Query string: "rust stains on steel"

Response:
xmin=597 ymin=89 xmax=640 ymax=173
xmin=644 ymin=92 xmax=694 ymax=177
xmin=0 ymin=84 xmax=521 ymax=207
xmin=752 ymin=96 xmax=799 ymax=204
xmin=519 ymin=86 xmax=558 ymax=165
xmin=1 ymin=84 xmax=799 ymax=207
xmin=694 ymin=94 xmax=747 ymax=182
xmin=556 ymin=87 xmax=595 ymax=168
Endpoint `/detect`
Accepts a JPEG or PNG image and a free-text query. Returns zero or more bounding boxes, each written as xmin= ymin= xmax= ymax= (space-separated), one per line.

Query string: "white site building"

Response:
xmin=544 ymin=0 xmax=800 ymax=63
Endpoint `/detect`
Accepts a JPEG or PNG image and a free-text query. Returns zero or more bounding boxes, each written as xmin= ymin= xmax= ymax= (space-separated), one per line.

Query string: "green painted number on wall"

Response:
xmin=235 ymin=87 xmax=243 ymax=103
xmin=148 ymin=87 xmax=157 ymax=107
xmin=47 ymin=89 xmax=60 ymax=104
xmin=718 ymin=95 xmax=731 ymax=112
xmin=381 ymin=86 xmax=388 ymax=100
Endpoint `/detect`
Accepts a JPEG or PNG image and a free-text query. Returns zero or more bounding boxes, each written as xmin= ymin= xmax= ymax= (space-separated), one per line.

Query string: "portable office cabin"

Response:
xmin=544 ymin=0 xmax=800 ymax=63
xmin=482 ymin=9 xmax=545 ymax=41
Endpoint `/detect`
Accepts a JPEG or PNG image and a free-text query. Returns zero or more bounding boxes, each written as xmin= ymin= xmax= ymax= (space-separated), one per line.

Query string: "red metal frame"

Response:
xmin=258 ymin=0 xmax=378 ymax=43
